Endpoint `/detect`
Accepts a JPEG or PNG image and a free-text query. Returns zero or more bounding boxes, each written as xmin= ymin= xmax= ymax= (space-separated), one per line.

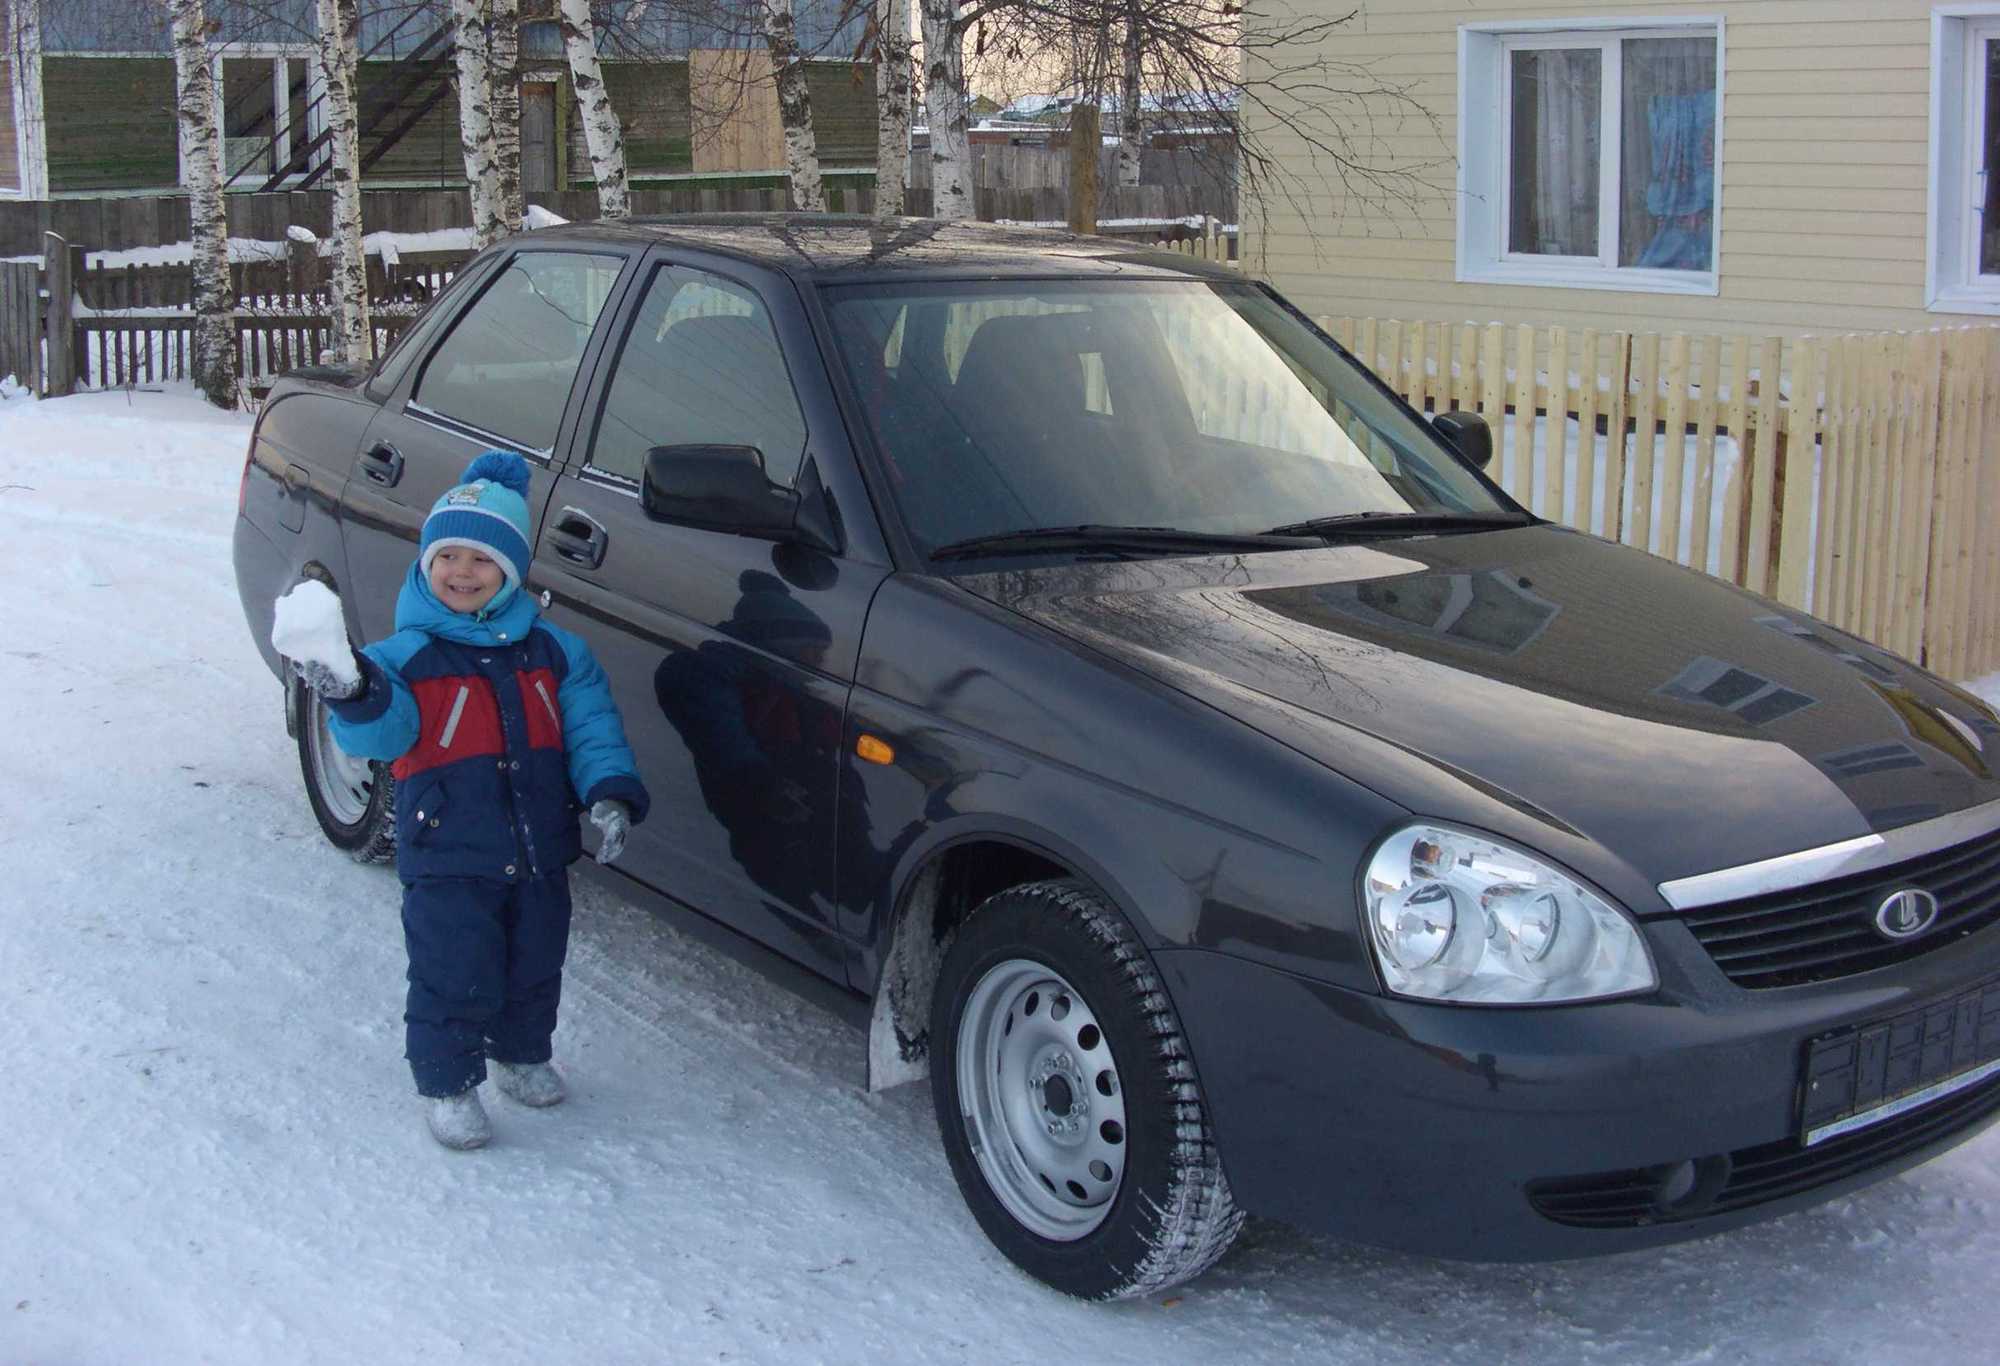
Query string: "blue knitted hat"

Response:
xmin=420 ymin=451 xmax=532 ymax=590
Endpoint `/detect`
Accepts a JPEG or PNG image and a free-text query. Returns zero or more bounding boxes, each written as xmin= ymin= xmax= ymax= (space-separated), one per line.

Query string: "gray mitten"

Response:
xmin=296 ymin=657 xmax=364 ymax=700
xmin=589 ymin=799 xmax=630 ymax=865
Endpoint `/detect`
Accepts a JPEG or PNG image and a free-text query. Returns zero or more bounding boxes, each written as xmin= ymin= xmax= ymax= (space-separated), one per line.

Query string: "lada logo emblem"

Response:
xmin=1874 ymin=888 xmax=1940 ymax=940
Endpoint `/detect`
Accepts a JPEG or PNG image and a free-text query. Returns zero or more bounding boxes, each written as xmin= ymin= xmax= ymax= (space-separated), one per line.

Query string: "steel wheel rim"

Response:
xmin=308 ymin=692 xmax=376 ymax=828
xmin=956 ymin=958 xmax=1129 ymax=1242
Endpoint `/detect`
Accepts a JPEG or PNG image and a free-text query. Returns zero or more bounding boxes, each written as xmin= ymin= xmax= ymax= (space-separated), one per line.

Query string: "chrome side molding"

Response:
xmin=1658 ymin=797 xmax=2000 ymax=911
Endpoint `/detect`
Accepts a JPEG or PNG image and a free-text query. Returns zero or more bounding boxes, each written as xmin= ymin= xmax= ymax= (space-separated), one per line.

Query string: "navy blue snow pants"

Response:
xmin=400 ymin=872 xmax=573 ymax=1098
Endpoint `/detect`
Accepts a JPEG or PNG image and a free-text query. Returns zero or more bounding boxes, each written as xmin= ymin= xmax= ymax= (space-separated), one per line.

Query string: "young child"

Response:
xmin=275 ymin=450 xmax=649 ymax=1151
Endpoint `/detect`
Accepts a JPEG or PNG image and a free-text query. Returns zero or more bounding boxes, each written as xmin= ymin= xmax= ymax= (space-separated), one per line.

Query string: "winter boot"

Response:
xmin=493 ymin=1060 xmax=566 ymax=1108
xmin=425 ymin=1088 xmax=492 ymax=1150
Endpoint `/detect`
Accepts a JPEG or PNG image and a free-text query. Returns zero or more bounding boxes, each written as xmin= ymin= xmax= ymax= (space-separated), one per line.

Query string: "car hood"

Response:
xmin=953 ymin=525 xmax=2000 ymax=892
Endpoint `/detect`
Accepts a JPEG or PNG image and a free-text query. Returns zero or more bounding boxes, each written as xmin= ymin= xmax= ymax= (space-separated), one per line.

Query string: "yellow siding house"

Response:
xmin=1244 ymin=2 xmax=2000 ymax=334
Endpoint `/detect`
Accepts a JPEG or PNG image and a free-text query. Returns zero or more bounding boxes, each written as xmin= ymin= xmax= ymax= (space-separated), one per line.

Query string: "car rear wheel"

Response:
xmin=295 ymin=680 xmax=395 ymax=863
xmin=930 ymin=878 xmax=1243 ymax=1299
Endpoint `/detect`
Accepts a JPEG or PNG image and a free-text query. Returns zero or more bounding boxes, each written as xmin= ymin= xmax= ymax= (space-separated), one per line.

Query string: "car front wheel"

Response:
xmin=295 ymin=680 xmax=395 ymax=863
xmin=930 ymin=878 xmax=1243 ymax=1299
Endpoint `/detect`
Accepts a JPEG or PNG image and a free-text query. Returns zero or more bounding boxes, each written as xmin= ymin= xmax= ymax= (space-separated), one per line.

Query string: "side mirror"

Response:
xmin=1432 ymin=411 xmax=1493 ymax=470
xmin=641 ymin=445 xmax=838 ymax=553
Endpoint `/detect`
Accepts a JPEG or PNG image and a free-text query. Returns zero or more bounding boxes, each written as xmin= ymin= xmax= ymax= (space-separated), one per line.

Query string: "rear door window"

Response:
xmin=585 ymin=264 xmax=808 ymax=486
xmin=411 ymin=250 xmax=624 ymax=454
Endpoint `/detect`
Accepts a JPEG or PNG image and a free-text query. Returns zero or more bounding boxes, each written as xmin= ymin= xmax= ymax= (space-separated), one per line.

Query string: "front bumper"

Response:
xmin=1155 ymin=920 xmax=2000 ymax=1261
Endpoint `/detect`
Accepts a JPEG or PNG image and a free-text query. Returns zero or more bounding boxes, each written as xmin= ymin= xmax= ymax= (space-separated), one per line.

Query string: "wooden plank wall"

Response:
xmin=1323 ymin=317 xmax=2000 ymax=679
xmin=0 ymin=261 xmax=40 ymax=392
xmin=0 ymin=175 xmax=1242 ymax=257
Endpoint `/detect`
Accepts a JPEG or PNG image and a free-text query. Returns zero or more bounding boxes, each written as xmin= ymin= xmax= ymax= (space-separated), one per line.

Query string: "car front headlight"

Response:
xmin=1362 ymin=823 xmax=1656 ymax=1004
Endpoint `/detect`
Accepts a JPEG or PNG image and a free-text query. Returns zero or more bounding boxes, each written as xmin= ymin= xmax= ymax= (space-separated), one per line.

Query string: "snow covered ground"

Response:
xmin=3 ymin=383 xmax=2000 ymax=1365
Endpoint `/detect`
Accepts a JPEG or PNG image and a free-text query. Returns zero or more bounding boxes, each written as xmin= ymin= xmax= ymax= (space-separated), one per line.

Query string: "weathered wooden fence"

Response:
xmin=1321 ymin=317 xmax=2000 ymax=679
xmin=71 ymin=312 xmax=427 ymax=389
xmin=9 ymin=227 xmax=474 ymax=391
xmin=0 ymin=178 xmax=1237 ymax=258
xmin=74 ymin=252 xmax=458 ymax=312
xmin=0 ymin=261 xmax=41 ymax=393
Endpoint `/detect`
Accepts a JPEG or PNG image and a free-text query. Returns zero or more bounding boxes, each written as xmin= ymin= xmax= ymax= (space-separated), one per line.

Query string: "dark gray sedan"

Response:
xmin=234 ymin=216 xmax=2000 ymax=1299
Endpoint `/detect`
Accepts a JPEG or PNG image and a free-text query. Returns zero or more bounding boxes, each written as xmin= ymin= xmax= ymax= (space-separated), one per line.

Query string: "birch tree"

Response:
xmin=918 ymin=0 xmax=971 ymax=220
xmin=874 ymin=0 xmax=914 ymax=217
xmin=760 ymin=0 xmax=825 ymax=211
xmin=170 ymin=0 xmax=236 ymax=409
xmin=315 ymin=0 xmax=370 ymax=363
xmin=489 ymin=0 xmax=524 ymax=231
xmin=451 ymin=0 xmax=506 ymax=247
xmin=1116 ymin=7 xmax=1141 ymax=188
xmin=6 ymin=0 xmax=48 ymax=200
xmin=556 ymin=0 xmax=630 ymax=219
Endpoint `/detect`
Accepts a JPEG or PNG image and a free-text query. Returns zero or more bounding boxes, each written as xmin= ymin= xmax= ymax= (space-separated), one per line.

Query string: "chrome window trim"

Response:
xmin=1657 ymin=796 xmax=2000 ymax=910
xmin=405 ymin=403 xmax=556 ymax=462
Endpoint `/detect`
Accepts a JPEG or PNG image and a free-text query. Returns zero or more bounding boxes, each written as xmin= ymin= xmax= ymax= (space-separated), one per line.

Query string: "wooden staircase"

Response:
xmin=223 ymin=14 xmax=458 ymax=193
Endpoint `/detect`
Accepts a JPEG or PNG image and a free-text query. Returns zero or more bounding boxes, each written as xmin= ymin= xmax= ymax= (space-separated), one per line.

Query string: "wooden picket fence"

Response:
xmin=74 ymin=251 xmax=462 ymax=313
xmin=75 ymin=312 xmax=422 ymax=389
xmin=14 ymin=233 xmax=474 ymax=392
xmin=1159 ymin=217 xmax=1237 ymax=266
xmin=1319 ymin=318 xmax=2000 ymax=680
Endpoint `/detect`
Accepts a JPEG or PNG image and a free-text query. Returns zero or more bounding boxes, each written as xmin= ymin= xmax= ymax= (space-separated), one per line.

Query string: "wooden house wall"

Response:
xmin=47 ymin=58 xmax=179 ymax=193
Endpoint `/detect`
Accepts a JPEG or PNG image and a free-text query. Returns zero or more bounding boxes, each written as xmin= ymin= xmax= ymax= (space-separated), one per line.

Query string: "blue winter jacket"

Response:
xmin=327 ymin=565 xmax=650 ymax=882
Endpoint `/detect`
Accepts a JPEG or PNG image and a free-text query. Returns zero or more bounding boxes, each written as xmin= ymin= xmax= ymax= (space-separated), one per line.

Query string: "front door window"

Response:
xmin=585 ymin=264 xmax=808 ymax=485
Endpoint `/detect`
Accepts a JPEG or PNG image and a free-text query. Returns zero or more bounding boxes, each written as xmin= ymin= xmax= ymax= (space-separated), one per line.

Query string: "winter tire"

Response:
xmin=930 ymin=878 xmax=1244 ymax=1300
xmin=295 ymin=678 xmax=396 ymax=863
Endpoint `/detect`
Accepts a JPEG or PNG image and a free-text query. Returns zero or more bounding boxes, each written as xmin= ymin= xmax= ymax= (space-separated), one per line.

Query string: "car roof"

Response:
xmin=523 ymin=213 xmax=1243 ymax=285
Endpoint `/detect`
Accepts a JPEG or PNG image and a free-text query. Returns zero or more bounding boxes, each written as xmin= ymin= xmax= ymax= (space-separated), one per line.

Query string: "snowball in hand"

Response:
xmin=270 ymin=580 xmax=359 ymax=689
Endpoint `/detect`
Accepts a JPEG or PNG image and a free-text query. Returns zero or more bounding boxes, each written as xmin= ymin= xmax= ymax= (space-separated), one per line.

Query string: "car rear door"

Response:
xmin=339 ymin=242 xmax=641 ymax=642
xmin=531 ymin=248 xmax=892 ymax=984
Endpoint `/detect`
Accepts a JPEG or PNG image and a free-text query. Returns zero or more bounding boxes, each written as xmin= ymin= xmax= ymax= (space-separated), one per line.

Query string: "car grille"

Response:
xmin=1527 ymin=1067 xmax=2000 ymax=1229
xmin=1680 ymin=827 xmax=2000 ymax=988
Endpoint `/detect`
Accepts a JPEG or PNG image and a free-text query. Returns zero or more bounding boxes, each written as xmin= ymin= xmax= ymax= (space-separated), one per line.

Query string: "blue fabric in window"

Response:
xmin=1637 ymin=93 xmax=1715 ymax=270
xmin=1646 ymin=93 xmax=1714 ymax=218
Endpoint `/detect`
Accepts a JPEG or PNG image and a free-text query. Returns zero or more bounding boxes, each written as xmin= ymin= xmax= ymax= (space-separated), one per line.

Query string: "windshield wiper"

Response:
xmin=929 ymin=524 xmax=1321 ymax=562
xmin=1261 ymin=510 xmax=1533 ymax=540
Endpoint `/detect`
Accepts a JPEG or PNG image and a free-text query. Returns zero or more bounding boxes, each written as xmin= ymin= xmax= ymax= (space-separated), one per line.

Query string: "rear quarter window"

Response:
xmin=411 ymin=251 xmax=624 ymax=453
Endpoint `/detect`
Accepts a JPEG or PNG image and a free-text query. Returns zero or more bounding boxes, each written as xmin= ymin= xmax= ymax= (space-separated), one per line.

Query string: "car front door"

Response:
xmin=339 ymin=245 xmax=637 ymax=642
xmin=533 ymin=253 xmax=891 ymax=983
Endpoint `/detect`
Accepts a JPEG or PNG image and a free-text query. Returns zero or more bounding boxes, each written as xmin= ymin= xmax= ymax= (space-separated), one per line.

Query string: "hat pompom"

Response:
xmin=460 ymin=450 xmax=531 ymax=497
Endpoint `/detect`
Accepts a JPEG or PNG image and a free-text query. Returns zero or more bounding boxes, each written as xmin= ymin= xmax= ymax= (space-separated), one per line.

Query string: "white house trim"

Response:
xmin=1457 ymin=15 xmax=1725 ymax=297
xmin=182 ymin=42 xmax=321 ymax=192
xmin=1928 ymin=4 xmax=2000 ymax=315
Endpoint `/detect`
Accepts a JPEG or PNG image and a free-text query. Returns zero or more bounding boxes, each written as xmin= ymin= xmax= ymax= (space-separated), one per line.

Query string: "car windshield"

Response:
xmin=821 ymin=279 xmax=1513 ymax=559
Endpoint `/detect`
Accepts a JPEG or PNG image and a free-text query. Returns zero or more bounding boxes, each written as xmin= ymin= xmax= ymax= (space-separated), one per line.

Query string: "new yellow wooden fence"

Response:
xmin=1318 ymin=318 xmax=2000 ymax=682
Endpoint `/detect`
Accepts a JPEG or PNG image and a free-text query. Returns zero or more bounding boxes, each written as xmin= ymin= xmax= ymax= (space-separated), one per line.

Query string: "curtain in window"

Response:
xmin=1509 ymin=48 xmax=1602 ymax=257
xmin=1620 ymin=36 xmax=1718 ymax=271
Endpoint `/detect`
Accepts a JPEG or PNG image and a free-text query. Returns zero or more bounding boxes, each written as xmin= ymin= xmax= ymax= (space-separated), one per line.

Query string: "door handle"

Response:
xmin=359 ymin=442 xmax=403 ymax=487
xmin=547 ymin=507 xmax=608 ymax=569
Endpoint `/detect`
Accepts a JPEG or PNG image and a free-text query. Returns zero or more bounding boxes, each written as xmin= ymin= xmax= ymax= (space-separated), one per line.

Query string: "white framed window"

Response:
xmin=1459 ymin=18 xmax=1723 ymax=295
xmin=1928 ymin=6 xmax=2000 ymax=314
xmin=180 ymin=46 xmax=322 ymax=192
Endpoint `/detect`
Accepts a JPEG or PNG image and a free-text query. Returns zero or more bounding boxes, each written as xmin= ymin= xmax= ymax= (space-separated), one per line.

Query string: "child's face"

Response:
xmin=429 ymin=546 xmax=506 ymax=614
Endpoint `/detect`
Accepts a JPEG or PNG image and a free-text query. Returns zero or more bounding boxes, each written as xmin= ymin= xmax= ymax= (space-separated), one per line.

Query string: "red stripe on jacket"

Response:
xmin=519 ymin=668 xmax=564 ymax=750
xmin=389 ymin=669 xmax=568 ymax=780
xmin=393 ymin=675 xmax=503 ymax=779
